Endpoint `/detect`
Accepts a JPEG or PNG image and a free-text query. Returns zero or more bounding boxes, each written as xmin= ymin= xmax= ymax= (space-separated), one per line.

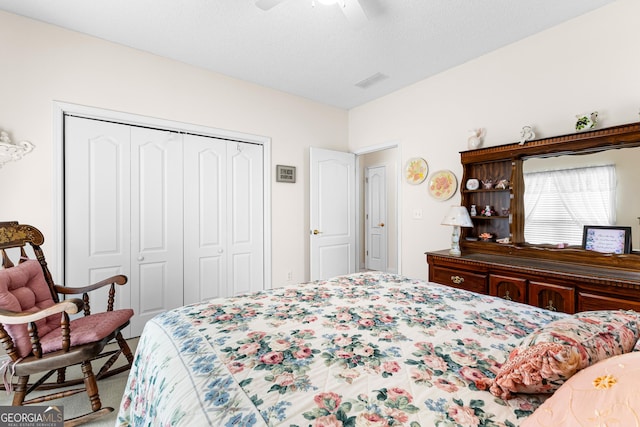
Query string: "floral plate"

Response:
xmin=404 ymin=157 xmax=428 ymax=184
xmin=428 ymin=170 xmax=457 ymax=200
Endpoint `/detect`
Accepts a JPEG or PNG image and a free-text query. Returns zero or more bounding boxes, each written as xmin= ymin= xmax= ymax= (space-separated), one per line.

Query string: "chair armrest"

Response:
xmin=54 ymin=274 xmax=128 ymax=295
xmin=0 ymin=298 xmax=84 ymax=325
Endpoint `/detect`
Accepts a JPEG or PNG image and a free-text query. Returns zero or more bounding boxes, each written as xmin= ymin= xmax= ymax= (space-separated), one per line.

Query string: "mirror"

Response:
xmin=523 ymin=147 xmax=640 ymax=249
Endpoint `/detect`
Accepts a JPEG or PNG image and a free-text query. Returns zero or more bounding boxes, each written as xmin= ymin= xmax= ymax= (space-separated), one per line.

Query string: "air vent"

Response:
xmin=354 ymin=72 xmax=388 ymax=89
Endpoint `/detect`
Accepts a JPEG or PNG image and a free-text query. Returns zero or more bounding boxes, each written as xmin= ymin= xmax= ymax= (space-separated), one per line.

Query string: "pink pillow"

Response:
xmin=522 ymin=351 xmax=640 ymax=426
xmin=490 ymin=310 xmax=640 ymax=399
xmin=0 ymin=260 xmax=59 ymax=358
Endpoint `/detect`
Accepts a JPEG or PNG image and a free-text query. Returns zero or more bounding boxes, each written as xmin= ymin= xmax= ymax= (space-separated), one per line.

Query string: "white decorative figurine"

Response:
xmin=467 ymin=128 xmax=485 ymax=150
xmin=0 ymin=129 xmax=34 ymax=168
xmin=518 ymin=126 xmax=535 ymax=145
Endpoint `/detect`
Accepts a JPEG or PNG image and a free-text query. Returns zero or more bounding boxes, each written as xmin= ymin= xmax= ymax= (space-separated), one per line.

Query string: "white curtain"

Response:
xmin=524 ymin=165 xmax=616 ymax=244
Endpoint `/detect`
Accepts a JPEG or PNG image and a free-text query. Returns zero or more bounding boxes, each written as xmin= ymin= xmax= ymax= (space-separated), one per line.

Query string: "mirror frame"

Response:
xmin=459 ymin=121 xmax=640 ymax=270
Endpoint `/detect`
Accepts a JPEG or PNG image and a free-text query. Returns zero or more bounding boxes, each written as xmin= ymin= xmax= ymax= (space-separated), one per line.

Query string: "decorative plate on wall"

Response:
xmin=404 ymin=157 xmax=428 ymax=184
xmin=428 ymin=170 xmax=457 ymax=200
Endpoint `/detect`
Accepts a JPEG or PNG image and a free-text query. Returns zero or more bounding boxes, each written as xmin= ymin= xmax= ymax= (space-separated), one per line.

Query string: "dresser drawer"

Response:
xmin=431 ymin=266 xmax=487 ymax=294
xmin=578 ymin=292 xmax=640 ymax=312
xmin=529 ymin=281 xmax=575 ymax=314
xmin=489 ymin=274 xmax=527 ymax=303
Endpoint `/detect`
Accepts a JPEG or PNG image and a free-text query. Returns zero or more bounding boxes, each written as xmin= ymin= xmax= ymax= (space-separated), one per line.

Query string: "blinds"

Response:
xmin=524 ymin=165 xmax=616 ymax=245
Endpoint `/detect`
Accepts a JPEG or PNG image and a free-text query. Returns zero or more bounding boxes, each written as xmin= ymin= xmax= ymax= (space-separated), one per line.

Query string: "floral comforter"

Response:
xmin=117 ymin=272 xmax=564 ymax=427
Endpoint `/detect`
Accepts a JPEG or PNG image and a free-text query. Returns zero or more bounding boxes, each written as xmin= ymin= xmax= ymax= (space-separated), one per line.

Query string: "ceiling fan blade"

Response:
xmin=341 ymin=0 xmax=368 ymax=29
xmin=255 ymin=0 xmax=288 ymax=11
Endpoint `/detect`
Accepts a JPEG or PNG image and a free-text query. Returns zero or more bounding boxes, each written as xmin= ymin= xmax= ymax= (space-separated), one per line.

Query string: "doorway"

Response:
xmin=309 ymin=144 xmax=400 ymax=280
xmin=357 ymin=146 xmax=399 ymax=274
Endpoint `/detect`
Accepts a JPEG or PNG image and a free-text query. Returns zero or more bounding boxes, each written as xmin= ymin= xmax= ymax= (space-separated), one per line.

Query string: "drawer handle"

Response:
xmin=450 ymin=275 xmax=464 ymax=285
xmin=502 ymin=290 xmax=512 ymax=301
xmin=545 ymin=300 xmax=557 ymax=311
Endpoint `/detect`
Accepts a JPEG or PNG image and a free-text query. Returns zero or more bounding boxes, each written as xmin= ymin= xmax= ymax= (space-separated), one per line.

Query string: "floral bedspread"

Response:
xmin=117 ymin=272 xmax=565 ymax=427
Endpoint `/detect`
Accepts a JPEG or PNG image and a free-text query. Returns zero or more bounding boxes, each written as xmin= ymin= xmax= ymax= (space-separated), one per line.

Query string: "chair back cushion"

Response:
xmin=0 ymin=260 xmax=59 ymax=357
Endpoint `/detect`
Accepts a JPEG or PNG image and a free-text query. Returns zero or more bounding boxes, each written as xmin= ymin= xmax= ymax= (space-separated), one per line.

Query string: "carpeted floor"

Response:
xmin=0 ymin=338 xmax=137 ymax=426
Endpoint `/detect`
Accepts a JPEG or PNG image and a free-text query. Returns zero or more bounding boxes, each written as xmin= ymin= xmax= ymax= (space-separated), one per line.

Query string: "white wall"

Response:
xmin=348 ymin=0 xmax=640 ymax=280
xmin=3 ymin=0 xmax=640 ymax=286
xmin=0 ymin=10 xmax=348 ymax=286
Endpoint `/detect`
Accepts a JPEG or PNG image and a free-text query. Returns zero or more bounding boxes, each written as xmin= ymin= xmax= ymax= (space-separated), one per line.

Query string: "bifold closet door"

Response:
xmin=183 ymin=136 xmax=264 ymax=304
xmin=64 ymin=117 xmax=133 ymax=315
xmin=65 ymin=116 xmax=264 ymax=336
xmin=128 ymin=127 xmax=184 ymax=333
xmin=65 ymin=118 xmax=185 ymax=335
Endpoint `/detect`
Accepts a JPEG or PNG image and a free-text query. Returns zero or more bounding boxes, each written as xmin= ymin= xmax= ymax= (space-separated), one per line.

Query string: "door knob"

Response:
xmin=137 ymin=255 xmax=144 ymax=261
xmin=379 ymin=223 xmax=385 ymax=227
xmin=218 ymin=248 xmax=224 ymax=254
xmin=312 ymin=229 xmax=323 ymax=235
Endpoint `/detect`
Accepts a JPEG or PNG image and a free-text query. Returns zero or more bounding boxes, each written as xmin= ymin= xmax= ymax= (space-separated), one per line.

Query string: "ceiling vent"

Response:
xmin=354 ymin=72 xmax=388 ymax=89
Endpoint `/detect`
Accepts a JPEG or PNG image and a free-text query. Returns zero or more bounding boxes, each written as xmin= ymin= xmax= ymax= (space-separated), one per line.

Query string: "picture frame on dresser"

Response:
xmin=582 ymin=225 xmax=632 ymax=254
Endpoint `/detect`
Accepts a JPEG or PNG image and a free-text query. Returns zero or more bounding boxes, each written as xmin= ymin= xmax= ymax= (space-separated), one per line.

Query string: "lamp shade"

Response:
xmin=441 ymin=206 xmax=473 ymax=227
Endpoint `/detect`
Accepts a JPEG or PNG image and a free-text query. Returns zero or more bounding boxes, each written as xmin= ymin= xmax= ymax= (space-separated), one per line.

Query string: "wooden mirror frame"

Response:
xmin=459 ymin=121 xmax=640 ymax=271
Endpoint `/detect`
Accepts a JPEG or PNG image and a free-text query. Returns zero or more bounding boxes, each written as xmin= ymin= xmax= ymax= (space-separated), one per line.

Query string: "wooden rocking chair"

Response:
xmin=0 ymin=221 xmax=134 ymax=426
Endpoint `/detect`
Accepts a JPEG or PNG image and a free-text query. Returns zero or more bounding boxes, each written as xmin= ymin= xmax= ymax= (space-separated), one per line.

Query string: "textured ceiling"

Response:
xmin=0 ymin=0 xmax=616 ymax=109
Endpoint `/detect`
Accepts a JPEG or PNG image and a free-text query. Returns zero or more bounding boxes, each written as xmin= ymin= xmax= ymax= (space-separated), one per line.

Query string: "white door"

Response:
xmin=65 ymin=119 xmax=184 ymax=336
xmin=65 ymin=116 xmax=264 ymax=336
xmin=64 ymin=117 xmax=132 ymax=317
xmin=183 ymin=137 xmax=264 ymax=304
xmin=310 ymin=147 xmax=356 ymax=280
xmin=226 ymin=142 xmax=264 ymax=295
xmin=129 ymin=127 xmax=185 ymax=334
xmin=365 ymin=166 xmax=387 ymax=271
xmin=183 ymin=135 xmax=227 ymax=304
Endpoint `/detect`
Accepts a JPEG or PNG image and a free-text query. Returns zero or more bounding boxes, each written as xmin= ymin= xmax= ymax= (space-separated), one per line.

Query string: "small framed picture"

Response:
xmin=582 ymin=225 xmax=632 ymax=254
xmin=276 ymin=165 xmax=296 ymax=183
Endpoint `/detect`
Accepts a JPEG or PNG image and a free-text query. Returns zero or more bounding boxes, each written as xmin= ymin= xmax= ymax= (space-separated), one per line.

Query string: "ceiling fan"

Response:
xmin=255 ymin=0 xmax=369 ymax=29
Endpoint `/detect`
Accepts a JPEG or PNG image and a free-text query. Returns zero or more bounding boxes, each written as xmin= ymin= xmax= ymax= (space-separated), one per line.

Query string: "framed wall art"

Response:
xmin=276 ymin=165 xmax=296 ymax=183
xmin=582 ymin=225 xmax=632 ymax=254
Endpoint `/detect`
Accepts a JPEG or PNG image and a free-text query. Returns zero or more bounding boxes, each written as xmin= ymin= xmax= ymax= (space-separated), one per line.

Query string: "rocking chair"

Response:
xmin=0 ymin=221 xmax=134 ymax=426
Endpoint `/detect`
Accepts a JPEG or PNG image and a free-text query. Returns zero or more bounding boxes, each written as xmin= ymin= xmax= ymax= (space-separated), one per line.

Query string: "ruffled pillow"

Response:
xmin=490 ymin=310 xmax=640 ymax=399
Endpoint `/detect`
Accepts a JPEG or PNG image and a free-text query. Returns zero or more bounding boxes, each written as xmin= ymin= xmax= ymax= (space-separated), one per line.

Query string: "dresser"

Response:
xmin=427 ymin=122 xmax=640 ymax=314
xmin=426 ymin=250 xmax=640 ymax=314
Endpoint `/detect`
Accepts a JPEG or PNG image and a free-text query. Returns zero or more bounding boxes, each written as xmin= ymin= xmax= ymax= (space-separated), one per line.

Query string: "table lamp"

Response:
xmin=441 ymin=206 xmax=473 ymax=256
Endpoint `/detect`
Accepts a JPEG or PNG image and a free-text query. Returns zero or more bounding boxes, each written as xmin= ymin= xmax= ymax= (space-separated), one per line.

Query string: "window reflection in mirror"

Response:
xmin=524 ymin=148 xmax=640 ymax=249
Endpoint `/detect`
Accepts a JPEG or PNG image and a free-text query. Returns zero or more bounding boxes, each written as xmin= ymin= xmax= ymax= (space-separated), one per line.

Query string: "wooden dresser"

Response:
xmin=427 ymin=122 xmax=640 ymax=314
xmin=426 ymin=250 xmax=640 ymax=314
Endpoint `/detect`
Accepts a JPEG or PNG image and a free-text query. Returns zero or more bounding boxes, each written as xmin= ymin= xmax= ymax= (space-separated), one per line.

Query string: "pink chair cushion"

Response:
xmin=0 ymin=260 xmax=134 ymax=357
xmin=0 ymin=260 xmax=59 ymax=358
xmin=40 ymin=308 xmax=133 ymax=353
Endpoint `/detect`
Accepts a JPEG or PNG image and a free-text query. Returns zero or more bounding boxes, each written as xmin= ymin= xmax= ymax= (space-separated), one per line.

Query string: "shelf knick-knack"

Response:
xmin=467 ymin=128 xmax=485 ymax=150
xmin=575 ymin=112 xmax=598 ymax=131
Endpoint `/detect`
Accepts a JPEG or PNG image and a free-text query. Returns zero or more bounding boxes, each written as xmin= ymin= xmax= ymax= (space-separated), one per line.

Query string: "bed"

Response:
xmin=115 ymin=272 xmax=638 ymax=426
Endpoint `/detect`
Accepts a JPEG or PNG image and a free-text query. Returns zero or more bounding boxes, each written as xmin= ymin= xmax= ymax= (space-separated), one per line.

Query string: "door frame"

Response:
xmin=51 ymin=101 xmax=272 ymax=289
xmin=354 ymin=141 xmax=402 ymax=275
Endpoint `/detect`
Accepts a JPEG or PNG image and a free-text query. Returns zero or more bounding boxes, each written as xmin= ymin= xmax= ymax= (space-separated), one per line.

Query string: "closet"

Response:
xmin=64 ymin=116 xmax=264 ymax=336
